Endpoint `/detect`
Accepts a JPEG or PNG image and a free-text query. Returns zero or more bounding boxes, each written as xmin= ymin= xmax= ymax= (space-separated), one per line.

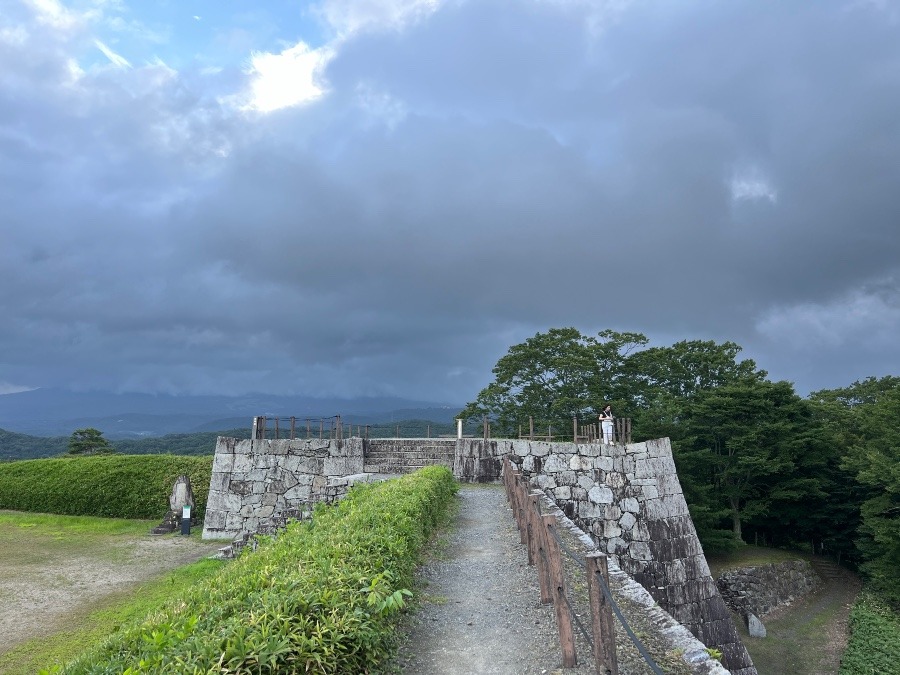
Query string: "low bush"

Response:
xmin=0 ymin=455 xmax=213 ymax=520
xmin=840 ymin=590 xmax=900 ymax=674
xmin=49 ymin=465 xmax=458 ymax=674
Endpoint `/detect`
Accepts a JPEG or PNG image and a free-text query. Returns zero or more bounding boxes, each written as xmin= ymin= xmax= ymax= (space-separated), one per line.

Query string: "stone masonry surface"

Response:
xmin=202 ymin=436 xmax=366 ymax=539
xmin=717 ymin=561 xmax=821 ymax=618
xmin=454 ymin=438 xmax=757 ymax=675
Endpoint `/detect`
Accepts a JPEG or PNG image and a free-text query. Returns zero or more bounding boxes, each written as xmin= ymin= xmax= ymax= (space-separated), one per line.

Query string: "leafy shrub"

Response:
xmin=50 ymin=466 xmax=458 ymax=674
xmin=0 ymin=455 xmax=213 ymax=520
xmin=840 ymin=590 xmax=900 ymax=674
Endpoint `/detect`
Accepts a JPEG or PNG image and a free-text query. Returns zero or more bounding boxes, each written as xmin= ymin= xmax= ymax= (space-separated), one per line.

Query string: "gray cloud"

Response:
xmin=2 ymin=0 xmax=899 ymax=401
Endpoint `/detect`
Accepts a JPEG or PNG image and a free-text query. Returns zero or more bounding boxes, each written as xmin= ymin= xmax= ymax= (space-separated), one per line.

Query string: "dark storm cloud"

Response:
xmin=1 ymin=0 xmax=899 ymax=400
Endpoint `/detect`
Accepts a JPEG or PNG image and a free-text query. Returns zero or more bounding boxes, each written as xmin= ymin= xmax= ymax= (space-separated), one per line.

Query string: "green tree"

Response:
xmin=67 ymin=428 xmax=115 ymax=455
xmin=677 ymin=380 xmax=810 ymax=544
xmin=460 ymin=328 xmax=647 ymax=437
xmin=628 ymin=339 xmax=766 ymax=442
xmin=817 ymin=377 xmax=900 ymax=601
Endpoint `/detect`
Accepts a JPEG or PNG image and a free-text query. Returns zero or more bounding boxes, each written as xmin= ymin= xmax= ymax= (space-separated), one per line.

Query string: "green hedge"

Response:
xmin=51 ymin=465 xmax=458 ymax=674
xmin=840 ymin=590 xmax=900 ymax=674
xmin=0 ymin=455 xmax=213 ymax=520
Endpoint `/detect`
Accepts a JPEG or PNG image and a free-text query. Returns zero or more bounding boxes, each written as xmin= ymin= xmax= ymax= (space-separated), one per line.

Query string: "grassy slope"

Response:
xmin=0 ymin=511 xmax=225 ymax=675
xmin=60 ymin=467 xmax=458 ymax=673
xmin=0 ymin=559 xmax=225 ymax=675
xmin=705 ymin=544 xmax=813 ymax=577
xmin=0 ymin=455 xmax=213 ymax=519
xmin=706 ymin=545 xmax=866 ymax=675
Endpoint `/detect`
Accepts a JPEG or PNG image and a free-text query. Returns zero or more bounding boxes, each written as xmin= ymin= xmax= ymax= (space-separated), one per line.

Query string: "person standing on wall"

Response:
xmin=599 ymin=404 xmax=614 ymax=444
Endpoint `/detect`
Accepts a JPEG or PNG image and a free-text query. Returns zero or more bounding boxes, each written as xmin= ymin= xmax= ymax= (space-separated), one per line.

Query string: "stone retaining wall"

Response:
xmin=202 ymin=436 xmax=365 ymax=539
xmin=201 ymin=433 xmax=757 ymax=674
xmin=455 ymin=437 xmax=756 ymax=675
xmin=717 ymin=561 xmax=821 ymax=617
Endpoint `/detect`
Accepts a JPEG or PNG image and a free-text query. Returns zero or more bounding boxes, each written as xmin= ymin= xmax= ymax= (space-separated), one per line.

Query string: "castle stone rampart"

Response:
xmin=455 ymin=437 xmax=755 ymax=675
xmin=202 ymin=436 xmax=365 ymax=539
xmin=202 ymin=434 xmax=755 ymax=674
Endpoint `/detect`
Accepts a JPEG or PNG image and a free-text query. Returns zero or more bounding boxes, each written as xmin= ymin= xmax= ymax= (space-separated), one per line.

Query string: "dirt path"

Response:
xmin=393 ymin=484 xmax=698 ymax=675
xmin=0 ymin=528 xmax=222 ymax=657
xmin=734 ymin=561 xmax=861 ymax=675
xmin=393 ymin=484 xmax=586 ymax=674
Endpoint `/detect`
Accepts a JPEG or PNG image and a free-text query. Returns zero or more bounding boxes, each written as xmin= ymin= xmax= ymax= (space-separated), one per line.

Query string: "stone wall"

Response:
xmin=454 ymin=437 xmax=756 ymax=675
xmin=202 ymin=436 xmax=365 ymax=539
xmin=717 ymin=561 xmax=821 ymax=617
xmin=202 ymin=433 xmax=757 ymax=674
xmin=454 ymin=439 xmax=504 ymax=482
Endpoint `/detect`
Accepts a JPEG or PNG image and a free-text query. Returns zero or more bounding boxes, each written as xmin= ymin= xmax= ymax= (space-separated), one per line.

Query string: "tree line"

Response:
xmin=460 ymin=327 xmax=900 ymax=604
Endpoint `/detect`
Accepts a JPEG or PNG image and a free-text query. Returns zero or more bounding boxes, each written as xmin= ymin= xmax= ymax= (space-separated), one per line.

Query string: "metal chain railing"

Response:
xmin=562 ymin=590 xmax=595 ymax=646
xmin=594 ymin=570 xmax=665 ymax=675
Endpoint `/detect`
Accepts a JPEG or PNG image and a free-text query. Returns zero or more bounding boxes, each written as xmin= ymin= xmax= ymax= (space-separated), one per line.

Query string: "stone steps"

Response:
xmin=365 ymin=451 xmax=455 ymax=461
xmin=363 ymin=447 xmax=454 ymax=474
xmin=810 ymin=558 xmax=844 ymax=580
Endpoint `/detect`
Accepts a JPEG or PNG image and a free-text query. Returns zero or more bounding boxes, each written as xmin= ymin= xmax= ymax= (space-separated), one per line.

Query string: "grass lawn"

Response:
xmin=0 ymin=511 xmax=225 ymax=675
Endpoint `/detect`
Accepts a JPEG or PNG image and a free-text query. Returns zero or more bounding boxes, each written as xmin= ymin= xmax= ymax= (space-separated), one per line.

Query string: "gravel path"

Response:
xmin=394 ymin=483 xmax=592 ymax=675
xmin=393 ymin=484 xmax=697 ymax=675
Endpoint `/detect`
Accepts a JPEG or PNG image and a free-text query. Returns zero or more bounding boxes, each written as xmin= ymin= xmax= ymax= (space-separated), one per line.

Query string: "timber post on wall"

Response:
xmin=252 ymin=416 xmax=266 ymax=440
xmin=615 ymin=417 xmax=632 ymax=444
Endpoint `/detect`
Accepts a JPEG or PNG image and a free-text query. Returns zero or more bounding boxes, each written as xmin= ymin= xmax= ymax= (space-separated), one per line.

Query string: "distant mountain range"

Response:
xmin=0 ymin=388 xmax=465 ymax=439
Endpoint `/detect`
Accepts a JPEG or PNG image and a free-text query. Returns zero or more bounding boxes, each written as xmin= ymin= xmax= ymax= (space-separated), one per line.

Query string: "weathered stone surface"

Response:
xmin=621 ymin=496 xmax=640 ymax=513
xmin=588 ymin=485 xmax=614 ymax=504
xmin=553 ymin=485 xmax=572 ymax=500
xmin=543 ymin=453 xmax=569 ymax=473
xmin=576 ymin=474 xmax=594 ymax=490
xmin=212 ymin=453 xmax=235 ymax=473
xmin=629 ymin=541 xmax=652 ymax=560
xmin=717 ymin=560 xmax=821 ymax=617
xmin=747 ymin=613 xmax=766 ymax=638
xmin=232 ymin=454 xmax=253 ymax=473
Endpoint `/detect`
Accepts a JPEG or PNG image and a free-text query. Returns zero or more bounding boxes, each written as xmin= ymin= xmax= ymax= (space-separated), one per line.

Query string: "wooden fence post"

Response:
xmin=532 ymin=499 xmax=553 ymax=606
xmin=543 ymin=515 xmax=577 ymax=667
xmin=252 ymin=416 xmax=267 ymax=440
xmin=513 ymin=472 xmax=527 ymax=544
xmin=527 ymin=491 xmax=542 ymax=566
xmin=502 ymin=457 xmax=512 ymax=502
xmin=586 ymin=552 xmax=618 ymax=675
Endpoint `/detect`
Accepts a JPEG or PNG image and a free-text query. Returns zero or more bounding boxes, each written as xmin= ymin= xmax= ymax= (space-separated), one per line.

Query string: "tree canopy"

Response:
xmin=67 ymin=428 xmax=115 ymax=456
xmin=463 ymin=327 xmax=900 ymax=585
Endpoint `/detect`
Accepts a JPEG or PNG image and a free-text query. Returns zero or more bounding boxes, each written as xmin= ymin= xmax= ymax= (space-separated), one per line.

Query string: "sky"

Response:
xmin=1 ymin=0 xmax=899 ymax=404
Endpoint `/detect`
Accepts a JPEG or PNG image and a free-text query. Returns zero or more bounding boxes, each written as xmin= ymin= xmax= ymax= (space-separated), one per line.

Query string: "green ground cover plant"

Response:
xmin=839 ymin=591 xmax=900 ymax=675
xmin=0 ymin=455 xmax=213 ymax=520
xmin=50 ymin=465 xmax=458 ymax=674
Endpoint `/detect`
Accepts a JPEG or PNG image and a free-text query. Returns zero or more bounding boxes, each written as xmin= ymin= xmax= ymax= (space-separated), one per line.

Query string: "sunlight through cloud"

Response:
xmin=244 ymin=42 xmax=332 ymax=112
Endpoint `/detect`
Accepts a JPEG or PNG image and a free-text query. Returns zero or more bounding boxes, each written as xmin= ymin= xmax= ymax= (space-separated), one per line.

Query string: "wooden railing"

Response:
xmin=502 ymin=454 xmax=666 ymax=674
xmin=252 ymin=415 xmax=347 ymax=440
xmin=516 ymin=416 xmax=633 ymax=443
xmin=573 ymin=417 xmax=632 ymax=444
xmin=502 ymin=455 xmax=618 ymax=673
